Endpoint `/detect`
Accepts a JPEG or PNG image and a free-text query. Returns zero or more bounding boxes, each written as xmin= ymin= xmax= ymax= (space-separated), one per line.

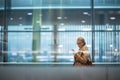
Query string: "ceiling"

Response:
xmin=0 ymin=0 xmax=120 ymax=26
xmin=0 ymin=0 xmax=120 ymax=9
xmin=0 ymin=9 xmax=120 ymax=26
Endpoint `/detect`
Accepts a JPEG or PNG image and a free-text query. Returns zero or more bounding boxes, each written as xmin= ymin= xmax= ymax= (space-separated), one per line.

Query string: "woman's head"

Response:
xmin=77 ymin=37 xmax=86 ymax=48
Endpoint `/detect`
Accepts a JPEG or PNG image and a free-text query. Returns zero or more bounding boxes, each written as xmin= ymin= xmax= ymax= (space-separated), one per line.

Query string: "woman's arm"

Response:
xmin=75 ymin=52 xmax=89 ymax=63
xmin=74 ymin=46 xmax=90 ymax=63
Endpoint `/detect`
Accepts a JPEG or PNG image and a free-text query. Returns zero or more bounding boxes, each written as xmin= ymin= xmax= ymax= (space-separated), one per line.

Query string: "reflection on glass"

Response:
xmin=0 ymin=0 xmax=120 ymax=63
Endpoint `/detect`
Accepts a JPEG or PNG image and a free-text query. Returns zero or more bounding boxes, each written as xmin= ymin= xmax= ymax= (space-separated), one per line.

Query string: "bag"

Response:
xmin=73 ymin=52 xmax=93 ymax=66
xmin=85 ymin=59 xmax=92 ymax=66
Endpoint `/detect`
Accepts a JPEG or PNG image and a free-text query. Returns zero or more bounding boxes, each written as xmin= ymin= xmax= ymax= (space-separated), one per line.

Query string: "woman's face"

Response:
xmin=77 ymin=39 xmax=84 ymax=48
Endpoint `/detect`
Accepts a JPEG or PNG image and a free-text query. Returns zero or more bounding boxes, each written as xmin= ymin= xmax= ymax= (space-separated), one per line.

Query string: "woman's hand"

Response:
xmin=74 ymin=52 xmax=82 ymax=57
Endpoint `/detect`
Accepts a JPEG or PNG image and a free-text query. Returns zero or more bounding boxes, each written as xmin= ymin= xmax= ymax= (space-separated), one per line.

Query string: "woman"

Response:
xmin=73 ymin=37 xmax=91 ymax=66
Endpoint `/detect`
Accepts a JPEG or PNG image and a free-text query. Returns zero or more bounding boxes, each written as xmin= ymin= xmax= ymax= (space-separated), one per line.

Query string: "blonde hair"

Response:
xmin=77 ymin=37 xmax=86 ymax=45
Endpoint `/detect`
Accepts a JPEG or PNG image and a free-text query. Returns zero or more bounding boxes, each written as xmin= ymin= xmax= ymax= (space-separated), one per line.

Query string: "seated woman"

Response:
xmin=72 ymin=37 xmax=91 ymax=66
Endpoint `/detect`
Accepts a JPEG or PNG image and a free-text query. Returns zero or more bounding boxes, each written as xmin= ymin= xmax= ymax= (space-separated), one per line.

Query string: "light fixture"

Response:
xmin=110 ymin=44 xmax=113 ymax=48
xmin=10 ymin=18 xmax=13 ymax=20
xmin=107 ymin=28 xmax=112 ymax=31
xmin=57 ymin=17 xmax=62 ymax=19
xmin=81 ymin=20 xmax=86 ymax=23
xmin=83 ymin=12 xmax=88 ymax=15
xmin=114 ymin=49 xmax=118 ymax=52
xmin=27 ymin=12 xmax=32 ymax=15
xmin=82 ymin=28 xmax=91 ymax=31
xmin=58 ymin=28 xmax=66 ymax=31
xmin=110 ymin=17 xmax=116 ymax=20
xmin=58 ymin=45 xmax=63 ymax=48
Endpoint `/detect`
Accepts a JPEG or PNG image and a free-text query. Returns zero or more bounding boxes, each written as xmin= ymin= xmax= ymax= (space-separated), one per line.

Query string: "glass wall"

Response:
xmin=0 ymin=0 xmax=120 ymax=63
xmin=94 ymin=0 xmax=120 ymax=62
xmin=0 ymin=0 xmax=4 ymax=62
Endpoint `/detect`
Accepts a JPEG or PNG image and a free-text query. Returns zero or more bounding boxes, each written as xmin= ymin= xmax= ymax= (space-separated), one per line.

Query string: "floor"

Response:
xmin=0 ymin=63 xmax=120 ymax=80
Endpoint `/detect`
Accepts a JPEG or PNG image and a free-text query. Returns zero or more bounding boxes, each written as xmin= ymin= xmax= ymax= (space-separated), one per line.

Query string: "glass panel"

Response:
xmin=7 ymin=32 xmax=54 ymax=62
xmin=0 ymin=0 xmax=4 ymax=62
xmin=95 ymin=32 xmax=114 ymax=62
xmin=57 ymin=32 xmax=92 ymax=62
xmin=94 ymin=1 xmax=120 ymax=62
xmin=94 ymin=0 xmax=120 ymax=8
xmin=94 ymin=25 xmax=116 ymax=62
xmin=0 ymin=0 xmax=4 ymax=10
xmin=5 ymin=0 xmax=92 ymax=62
xmin=116 ymin=32 xmax=120 ymax=62
xmin=38 ymin=32 xmax=54 ymax=62
xmin=8 ymin=32 xmax=33 ymax=62
xmin=0 ymin=32 xmax=3 ymax=62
